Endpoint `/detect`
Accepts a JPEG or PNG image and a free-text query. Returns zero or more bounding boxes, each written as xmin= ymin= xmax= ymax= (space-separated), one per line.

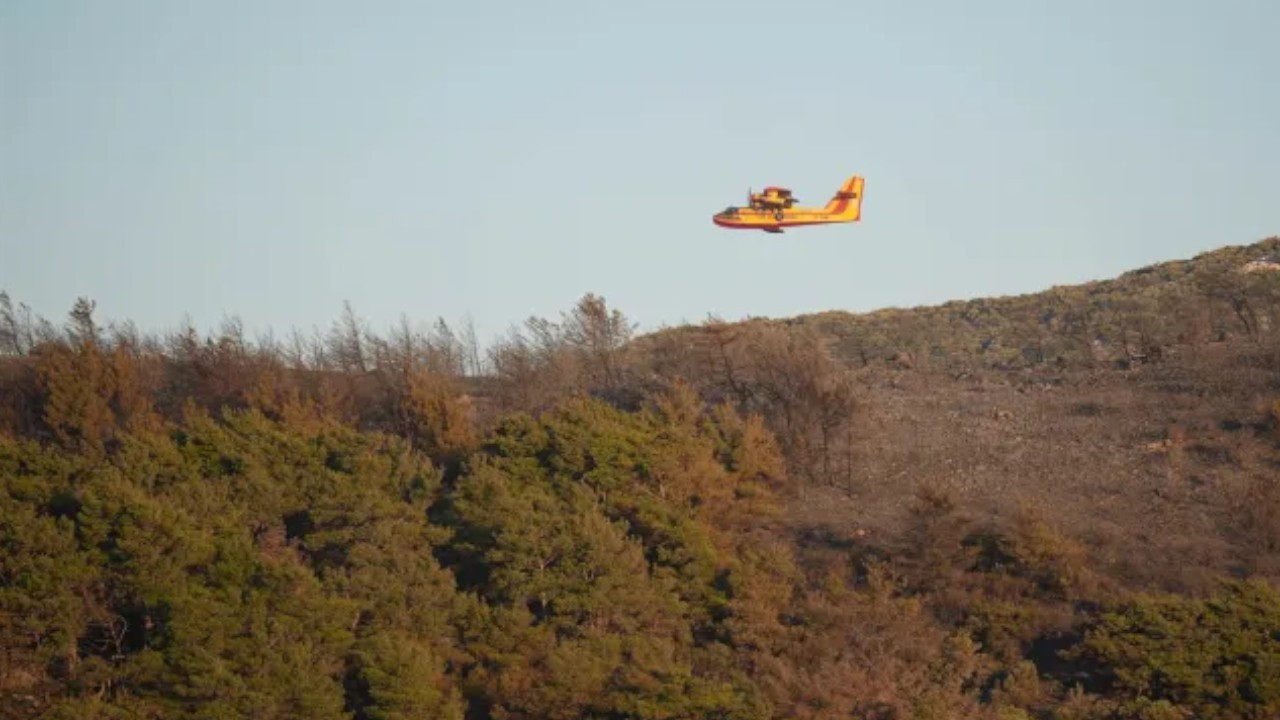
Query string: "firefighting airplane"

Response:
xmin=712 ymin=174 xmax=864 ymax=233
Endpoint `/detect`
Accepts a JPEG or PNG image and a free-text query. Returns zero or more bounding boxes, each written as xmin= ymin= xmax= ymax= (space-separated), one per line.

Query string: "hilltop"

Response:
xmin=806 ymin=237 xmax=1280 ymax=370
xmin=642 ymin=235 xmax=1280 ymax=372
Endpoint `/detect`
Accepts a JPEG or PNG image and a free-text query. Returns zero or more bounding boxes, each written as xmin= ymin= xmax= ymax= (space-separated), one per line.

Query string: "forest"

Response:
xmin=2 ymin=236 xmax=1280 ymax=720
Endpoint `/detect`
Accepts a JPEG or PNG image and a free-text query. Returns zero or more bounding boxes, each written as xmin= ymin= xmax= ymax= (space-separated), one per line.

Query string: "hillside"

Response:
xmin=627 ymin=236 xmax=1280 ymax=593
xmin=2 ymin=236 xmax=1280 ymax=719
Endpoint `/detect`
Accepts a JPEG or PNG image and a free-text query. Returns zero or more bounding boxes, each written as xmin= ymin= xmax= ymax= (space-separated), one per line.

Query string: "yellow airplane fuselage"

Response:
xmin=713 ymin=175 xmax=864 ymax=233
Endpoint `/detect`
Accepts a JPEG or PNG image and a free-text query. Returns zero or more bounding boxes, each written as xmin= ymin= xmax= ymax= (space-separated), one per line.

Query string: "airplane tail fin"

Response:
xmin=823 ymin=175 xmax=864 ymax=220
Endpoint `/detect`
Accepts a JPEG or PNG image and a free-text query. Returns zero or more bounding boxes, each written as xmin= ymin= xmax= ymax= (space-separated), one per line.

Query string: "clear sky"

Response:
xmin=3 ymin=0 xmax=1277 ymax=345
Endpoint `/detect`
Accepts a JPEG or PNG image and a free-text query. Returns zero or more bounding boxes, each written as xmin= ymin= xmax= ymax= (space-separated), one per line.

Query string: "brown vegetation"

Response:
xmin=1 ymin=237 xmax=1279 ymax=718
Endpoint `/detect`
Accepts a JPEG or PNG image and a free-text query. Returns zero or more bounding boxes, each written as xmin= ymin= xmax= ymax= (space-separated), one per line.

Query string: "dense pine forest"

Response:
xmin=3 ymin=236 xmax=1280 ymax=719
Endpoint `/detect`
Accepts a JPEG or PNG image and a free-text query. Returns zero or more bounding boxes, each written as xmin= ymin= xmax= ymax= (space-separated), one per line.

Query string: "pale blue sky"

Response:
xmin=3 ymin=0 xmax=1277 ymax=345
